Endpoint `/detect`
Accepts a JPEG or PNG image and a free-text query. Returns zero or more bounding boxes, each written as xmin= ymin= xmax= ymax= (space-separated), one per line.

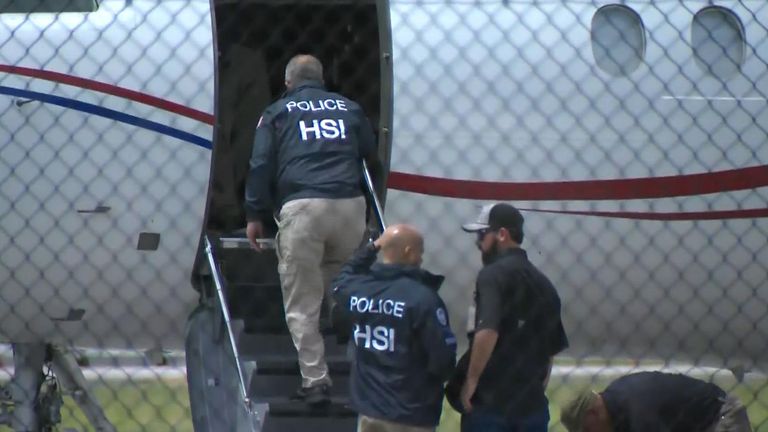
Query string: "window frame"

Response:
xmin=590 ymin=3 xmax=647 ymax=77
xmin=691 ymin=5 xmax=746 ymax=78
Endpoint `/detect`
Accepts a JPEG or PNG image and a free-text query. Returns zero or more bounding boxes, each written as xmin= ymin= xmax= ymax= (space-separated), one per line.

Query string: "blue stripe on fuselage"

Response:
xmin=0 ymin=85 xmax=213 ymax=149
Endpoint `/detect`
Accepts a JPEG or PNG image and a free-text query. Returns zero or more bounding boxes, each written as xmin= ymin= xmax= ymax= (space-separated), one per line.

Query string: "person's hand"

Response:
xmin=373 ymin=227 xmax=393 ymax=249
xmin=460 ymin=377 xmax=478 ymax=413
xmin=246 ymin=220 xmax=264 ymax=252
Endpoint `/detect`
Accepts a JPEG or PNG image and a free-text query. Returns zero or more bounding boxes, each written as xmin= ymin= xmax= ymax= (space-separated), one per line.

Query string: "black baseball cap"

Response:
xmin=462 ymin=203 xmax=524 ymax=237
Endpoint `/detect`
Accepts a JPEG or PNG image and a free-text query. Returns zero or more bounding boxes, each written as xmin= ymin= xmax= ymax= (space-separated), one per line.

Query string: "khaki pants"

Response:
xmin=357 ymin=415 xmax=435 ymax=432
xmin=276 ymin=196 xmax=366 ymax=388
xmin=708 ymin=394 xmax=753 ymax=432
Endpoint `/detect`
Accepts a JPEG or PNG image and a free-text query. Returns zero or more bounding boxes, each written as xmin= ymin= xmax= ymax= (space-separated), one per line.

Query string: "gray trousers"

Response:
xmin=708 ymin=394 xmax=753 ymax=432
xmin=276 ymin=196 xmax=366 ymax=388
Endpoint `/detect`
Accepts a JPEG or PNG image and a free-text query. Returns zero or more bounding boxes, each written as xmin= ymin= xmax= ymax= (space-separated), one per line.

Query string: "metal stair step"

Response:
xmin=258 ymin=397 xmax=356 ymax=418
xmin=249 ymin=374 xmax=351 ymax=398
xmin=262 ymin=416 xmax=357 ymax=432
xmin=238 ymin=333 xmax=349 ymax=359
xmin=252 ymin=354 xmax=351 ymax=375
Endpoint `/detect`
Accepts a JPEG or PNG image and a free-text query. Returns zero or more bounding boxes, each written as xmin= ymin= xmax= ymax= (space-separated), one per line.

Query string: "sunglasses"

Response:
xmin=476 ymin=228 xmax=495 ymax=242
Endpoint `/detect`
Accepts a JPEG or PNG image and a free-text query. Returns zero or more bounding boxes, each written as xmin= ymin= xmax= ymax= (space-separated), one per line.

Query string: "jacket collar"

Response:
xmin=484 ymin=246 xmax=527 ymax=265
xmin=284 ymin=80 xmax=325 ymax=97
xmin=371 ymin=263 xmax=445 ymax=291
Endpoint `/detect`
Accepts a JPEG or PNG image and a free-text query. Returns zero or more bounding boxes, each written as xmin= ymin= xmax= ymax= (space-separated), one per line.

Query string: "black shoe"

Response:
xmin=289 ymin=384 xmax=331 ymax=406
xmin=304 ymin=384 xmax=330 ymax=407
xmin=289 ymin=386 xmax=308 ymax=401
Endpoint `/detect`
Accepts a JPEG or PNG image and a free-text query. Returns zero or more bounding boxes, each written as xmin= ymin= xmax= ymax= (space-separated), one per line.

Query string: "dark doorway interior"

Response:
xmin=208 ymin=0 xmax=382 ymax=233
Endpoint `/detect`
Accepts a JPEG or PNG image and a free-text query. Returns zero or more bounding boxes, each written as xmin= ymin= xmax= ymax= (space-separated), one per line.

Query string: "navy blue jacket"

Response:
xmin=332 ymin=243 xmax=457 ymax=427
xmin=245 ymin=81 xmax=382 ymax=221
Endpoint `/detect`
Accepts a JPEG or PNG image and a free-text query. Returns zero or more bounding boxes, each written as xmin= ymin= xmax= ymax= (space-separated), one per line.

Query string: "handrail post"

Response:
xmin=362 ymin=159 xmax=387 ymax=231
xmin=203 ymin=235 xmax=252 ymax=414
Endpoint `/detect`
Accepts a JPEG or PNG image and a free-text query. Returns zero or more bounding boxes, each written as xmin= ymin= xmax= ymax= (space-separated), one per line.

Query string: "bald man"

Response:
xmin=333 ymin=225 xmax=457 ymax=432
xmin=245 ymin=54 xmax=384 ymax=406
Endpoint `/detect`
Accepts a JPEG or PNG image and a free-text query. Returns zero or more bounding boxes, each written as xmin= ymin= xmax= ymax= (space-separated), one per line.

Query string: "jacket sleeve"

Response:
xmin=331 ymin=243 xmax=379 ymax=339
xmin=417 ymin=296 xmax=457 ymax=381
xmin=331 ymin=242 xmax=379 ymax=305
xmin=244 ymin=109 xmax=277 ymax=222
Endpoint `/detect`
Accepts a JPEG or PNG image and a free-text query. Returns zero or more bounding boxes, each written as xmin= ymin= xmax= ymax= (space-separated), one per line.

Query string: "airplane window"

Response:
xmin=692 ymin=7 xmax=745 ymax=78
xmin=591 ymin=4 xmax=645 ymax=77
xmin=0 ymin=0 xmax=98 ymax=13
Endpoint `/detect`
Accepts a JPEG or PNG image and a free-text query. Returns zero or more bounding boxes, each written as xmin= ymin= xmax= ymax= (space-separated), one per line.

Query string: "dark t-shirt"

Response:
xmin=602 ymin=372 xmax=726 ymax=432
xmin=472 ymin=248 xmax=569 ymax=417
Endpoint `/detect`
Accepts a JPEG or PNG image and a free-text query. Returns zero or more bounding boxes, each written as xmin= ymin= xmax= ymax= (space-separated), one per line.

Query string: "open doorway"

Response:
xmin=207 ymin=0 xmax=384 ymax=233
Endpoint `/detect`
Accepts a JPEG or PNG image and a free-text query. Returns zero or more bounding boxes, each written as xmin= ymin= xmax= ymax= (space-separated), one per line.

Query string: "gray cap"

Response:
xmin=462 ymin=203 xmax=524 ymax=235
xmin=560 ymin=389 xmax=599 ymax=432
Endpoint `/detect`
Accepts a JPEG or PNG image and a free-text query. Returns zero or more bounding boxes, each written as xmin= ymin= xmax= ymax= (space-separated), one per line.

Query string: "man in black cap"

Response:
xmin=452 ymin=203 xmax=569 ymax=432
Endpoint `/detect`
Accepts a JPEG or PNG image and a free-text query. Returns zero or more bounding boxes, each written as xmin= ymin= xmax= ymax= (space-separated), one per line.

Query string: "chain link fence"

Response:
xmin=0 ymin=0 xmax=766 ymax=431
xmin=386 ymin=1 xmax=768 ymax=430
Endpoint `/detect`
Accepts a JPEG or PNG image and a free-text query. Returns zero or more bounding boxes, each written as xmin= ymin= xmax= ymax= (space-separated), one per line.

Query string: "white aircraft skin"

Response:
xmin=0 ymin=0 xmax=765 ymax=377
xmin=0 ymin=0 xmax=214 ymax=351
xmin=385 ymin=0 xmax=768 ymax=370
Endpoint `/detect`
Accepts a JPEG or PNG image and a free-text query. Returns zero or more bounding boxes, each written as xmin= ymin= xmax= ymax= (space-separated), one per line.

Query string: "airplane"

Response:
xmin=0 ymin=0 xmax=765 ymax=430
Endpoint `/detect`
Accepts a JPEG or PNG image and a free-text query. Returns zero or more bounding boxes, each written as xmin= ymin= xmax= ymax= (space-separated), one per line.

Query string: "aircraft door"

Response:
xmin=207 ymin=0 xmax=392 ymax=234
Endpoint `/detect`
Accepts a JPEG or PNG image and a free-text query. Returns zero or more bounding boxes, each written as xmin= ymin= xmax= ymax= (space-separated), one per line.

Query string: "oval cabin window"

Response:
xmin=692 ymin=7 xmax=745 ymax=78
xmin=591 ymin=5 xmax=646 ymax=77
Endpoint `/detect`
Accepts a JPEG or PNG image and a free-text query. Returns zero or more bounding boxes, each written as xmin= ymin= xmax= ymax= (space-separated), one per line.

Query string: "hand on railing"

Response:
xmin=246 ymin=220 xmax=265 ymax=251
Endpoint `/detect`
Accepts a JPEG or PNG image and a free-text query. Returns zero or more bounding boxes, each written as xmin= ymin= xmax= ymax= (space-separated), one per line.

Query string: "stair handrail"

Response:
xmin=203 ymin=235 xmax=254 ymax=415
xmin=218 ymin=237 xmax=275 ymax=250
xmin=362 ymin=159 xmax=386 ymax=232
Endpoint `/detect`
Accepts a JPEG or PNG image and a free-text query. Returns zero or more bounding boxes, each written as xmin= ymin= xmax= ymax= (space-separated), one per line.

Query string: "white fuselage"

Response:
xmin=0 ymin=0 xmax=214 ymax=350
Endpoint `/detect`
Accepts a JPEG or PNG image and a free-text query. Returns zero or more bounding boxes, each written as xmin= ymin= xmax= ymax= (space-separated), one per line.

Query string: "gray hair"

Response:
xmin=285 ymin=54 xmax=323 ymax=85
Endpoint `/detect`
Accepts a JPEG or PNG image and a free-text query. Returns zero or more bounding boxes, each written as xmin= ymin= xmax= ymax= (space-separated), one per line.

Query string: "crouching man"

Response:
xmin=333 ymin=224 xmax=457 ymax=432
xmin=561 ymin=371 xmax=753 ymax=432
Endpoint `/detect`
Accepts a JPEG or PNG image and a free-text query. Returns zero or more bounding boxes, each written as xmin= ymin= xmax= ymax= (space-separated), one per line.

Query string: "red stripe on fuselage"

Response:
xmin=0 ymin=65 xmax=215 ymax=125
xmin=387 ymin=165 xmax=768 ymax=200
xmin=519 ymin=207 xmax=768 ymax=221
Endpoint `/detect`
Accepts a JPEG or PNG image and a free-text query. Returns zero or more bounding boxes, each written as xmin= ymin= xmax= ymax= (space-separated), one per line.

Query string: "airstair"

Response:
xmin=185 ymin=163 xmax=384 ymax=432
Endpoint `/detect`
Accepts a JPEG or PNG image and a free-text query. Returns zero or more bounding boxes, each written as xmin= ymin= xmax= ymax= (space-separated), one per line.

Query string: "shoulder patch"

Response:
xmin=436 ymin=308 xmax=447 ymax=326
